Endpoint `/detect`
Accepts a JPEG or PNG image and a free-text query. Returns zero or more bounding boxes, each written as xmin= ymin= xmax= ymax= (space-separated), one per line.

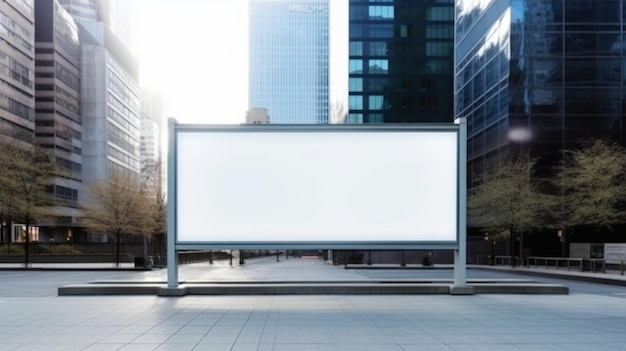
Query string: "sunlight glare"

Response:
xmin=131 ymin=0 xmax=249 ymax=124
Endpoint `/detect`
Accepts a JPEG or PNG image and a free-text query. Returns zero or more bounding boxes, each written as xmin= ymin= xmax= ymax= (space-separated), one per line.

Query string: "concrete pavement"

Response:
xmin=1 ymin=256 xmax=626 ymax=350
xmin=53 ymin=256 xmax=568 ymax=296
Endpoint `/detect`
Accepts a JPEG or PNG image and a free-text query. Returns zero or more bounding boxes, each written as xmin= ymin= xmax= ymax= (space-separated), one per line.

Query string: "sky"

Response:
xmin=130 ymin=0 xmax=249 ymax=124
xmin=129 ymin=0 xmax=347 ymax=125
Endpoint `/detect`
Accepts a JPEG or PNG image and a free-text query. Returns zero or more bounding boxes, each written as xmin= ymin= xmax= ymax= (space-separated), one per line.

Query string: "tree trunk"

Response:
xmin=115 ymin=232 xmax=121 ymax=267
xmin=509 ymin=225 xmax=516 ymax=267
xmin=24 ymin=222 xmax=30 ymax=267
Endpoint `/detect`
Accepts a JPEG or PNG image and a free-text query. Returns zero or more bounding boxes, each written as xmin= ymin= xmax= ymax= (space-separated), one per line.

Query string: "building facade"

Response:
xmin=455 ymin=0 xmax=626 ymax=187
xmin=57 ymin=0 xmax=98 ymax=22
xmin=348 ymin=0 xmax=455 ymax=124
xmin=0 ymin=0 xmax=35 ymax=137
xmin=249 ymin=0 xmax=329 ymax=124
xmin=34 ymin=0 xmax=83 ymax=238
xmin=78 ymin=24 xmax=140 ymax=242
xmin=139 ymin=88 xmax=164 ymax=198
xmin=0 ymin=0 xmax=35 ymax=244
xmin=78 ymin=22 xmax=140 ymax=184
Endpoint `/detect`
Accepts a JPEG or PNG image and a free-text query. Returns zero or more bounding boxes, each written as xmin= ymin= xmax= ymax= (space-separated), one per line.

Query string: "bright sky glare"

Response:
xmin=130 ymin=0 xmax=347 ymax=125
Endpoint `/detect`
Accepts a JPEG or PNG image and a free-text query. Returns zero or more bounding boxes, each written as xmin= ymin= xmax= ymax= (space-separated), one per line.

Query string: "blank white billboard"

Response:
xmin=175 ymin=127 xmax=458 ymax=246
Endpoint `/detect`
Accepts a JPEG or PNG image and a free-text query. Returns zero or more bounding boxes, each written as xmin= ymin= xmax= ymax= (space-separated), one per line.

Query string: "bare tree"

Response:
xmin=137 ymin=187 xmax=166 ymax=263
xmin=0 ymin=135 xmax=61 ymax=266
xmin=81 ymin=174 xmax=148 ymax=267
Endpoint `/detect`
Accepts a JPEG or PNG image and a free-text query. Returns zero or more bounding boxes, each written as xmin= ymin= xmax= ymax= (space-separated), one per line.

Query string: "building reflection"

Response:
xmin=455 ymin=0 xmax=626 ymax=186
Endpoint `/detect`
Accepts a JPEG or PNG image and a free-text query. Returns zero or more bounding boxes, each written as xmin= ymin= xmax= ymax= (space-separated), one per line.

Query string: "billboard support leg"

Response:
xmin=452 ymin=117 xmax=474 ymax=295
xmin=159 ymin=118 xmax=186 ymax=296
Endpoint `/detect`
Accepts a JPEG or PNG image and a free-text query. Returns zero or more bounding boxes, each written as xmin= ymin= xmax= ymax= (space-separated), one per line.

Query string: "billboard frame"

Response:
xmin=166 ymin=119 xmax=468 ymax=289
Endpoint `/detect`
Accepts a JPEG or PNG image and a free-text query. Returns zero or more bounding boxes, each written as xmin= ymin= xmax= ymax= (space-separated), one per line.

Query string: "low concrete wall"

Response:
xmin=0 ymin=254 xmax=134 ymax=263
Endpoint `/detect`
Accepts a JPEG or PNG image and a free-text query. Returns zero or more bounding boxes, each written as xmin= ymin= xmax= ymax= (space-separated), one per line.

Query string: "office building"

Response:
xmin=0 ymin=0 xmax=35 ymax=137
xmin=77 ymin=23 xmax=140 ymax=242
xmin=59 ymin=0 xmax=140 ymax=185
xmin=33 ymin=0 xmax=83 ymax=238
xmin=455 ymin=0 xmax=626 ymax=187
xmin=57 ymin=0 xmax=97 ymax=22
xmin=0 ymin=0 xmax=34 ymax=244
xmin=58 ymin=0 xmax=133 ymax=51
xmin=249 ymin=0 xmax=329 ymax=124
xmin=77 ymin=22 xmax=140 ymax=182
xmin=140 ymin=88 xmax=164 ymax=198
xmin=348 ymin=0 xmax=455 ymax=124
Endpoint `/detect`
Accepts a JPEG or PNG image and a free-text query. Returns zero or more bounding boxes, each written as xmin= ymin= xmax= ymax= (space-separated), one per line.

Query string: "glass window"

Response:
xmin=349 ymin=78 xmax=363 ymax=92
xmin=485 ymin=124 xmax=499 ymax=151
xmin=349 ymin=24 xmax=363 ymax=38
xmin=564 ymin=33 xmax=621 ymax=56
xmin=368 ymin=42 xmax=388 ymax=56
xmin=348 ymin=113 xmax=363 ymax=124
xmin=349 ymin=5 xmax=368 ymax=20
xmin=427 ymin=60 xmax=450 ymax=74
xmin=566 ymin=1 xmax=620 ymax=24
xmin=349 ymin=60 xmax=363 ymax=74
xmin=369 ymin=24 xmax=394 ymax=38
xmin=368 ymin=6 xmax=394 ymax=19
xmin=499 ymin=89 xmax=509 ymax=116
xmin=426 ymin=42 xmax=453 ymax=56
xmin=485 ymin=58 xmax=500 ymax=88
xmin=368 ymin=78 xmax=388 ymax=91
xmin=564 ymin=88 xmax=620 ymax=114
xmin=565 ymin=59 xmax=620 ymax=87
xmin=369 ymin=114 xmax=383 ymax=123
xmin=400 ymin=25 xmax=408 ymax=37
xmin=473 ymin=68 xmax=485 ymax=98
xmin=369 ymin=95 xmax=384 ymax=110
xmin=485 ymin=94 xmax=499 ymax=124
xmin=426 ymin=24 xmax=453 ymax=38
xmin=368 ymin=59 xmax=388 ymax=73
xmin=426 ymin=6 xmax=454 ymax=21
xmin=349 ymin=42 xmax=363 ymax=56
xmin=349 ymin=95 xmax=363 ymax=110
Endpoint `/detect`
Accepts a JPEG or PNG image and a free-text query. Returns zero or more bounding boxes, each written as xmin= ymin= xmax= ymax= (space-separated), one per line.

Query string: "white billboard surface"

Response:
xmin=176 ymin=129 xmax=458 ymax=245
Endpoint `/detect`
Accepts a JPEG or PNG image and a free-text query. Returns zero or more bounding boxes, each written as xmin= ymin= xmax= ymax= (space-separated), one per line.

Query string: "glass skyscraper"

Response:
xmin=249 ymin=0 xmax=329 ymax=124
xmin=348 ymin=0 xmax=455 ymax=124
xmin=455 ymin=0 xmax=626 ymax=186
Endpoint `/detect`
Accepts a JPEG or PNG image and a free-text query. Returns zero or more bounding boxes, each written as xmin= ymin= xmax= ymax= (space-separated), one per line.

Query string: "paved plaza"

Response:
xmin=1 ymin=256 xmax=626 ymax=350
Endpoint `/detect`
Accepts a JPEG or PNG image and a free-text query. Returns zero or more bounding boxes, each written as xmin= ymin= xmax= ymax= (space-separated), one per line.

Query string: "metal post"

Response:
xmin=453 ymin=117 xmax=470 ymax=292
xmin=166 ymin=118 xmax=178 ymax=288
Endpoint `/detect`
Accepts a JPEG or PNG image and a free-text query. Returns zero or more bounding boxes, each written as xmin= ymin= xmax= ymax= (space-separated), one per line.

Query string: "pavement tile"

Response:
xmin=3 ymin=257 xmax=626 ymax=351
xmin=82 ymin=344 xmax=126 ymax=351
